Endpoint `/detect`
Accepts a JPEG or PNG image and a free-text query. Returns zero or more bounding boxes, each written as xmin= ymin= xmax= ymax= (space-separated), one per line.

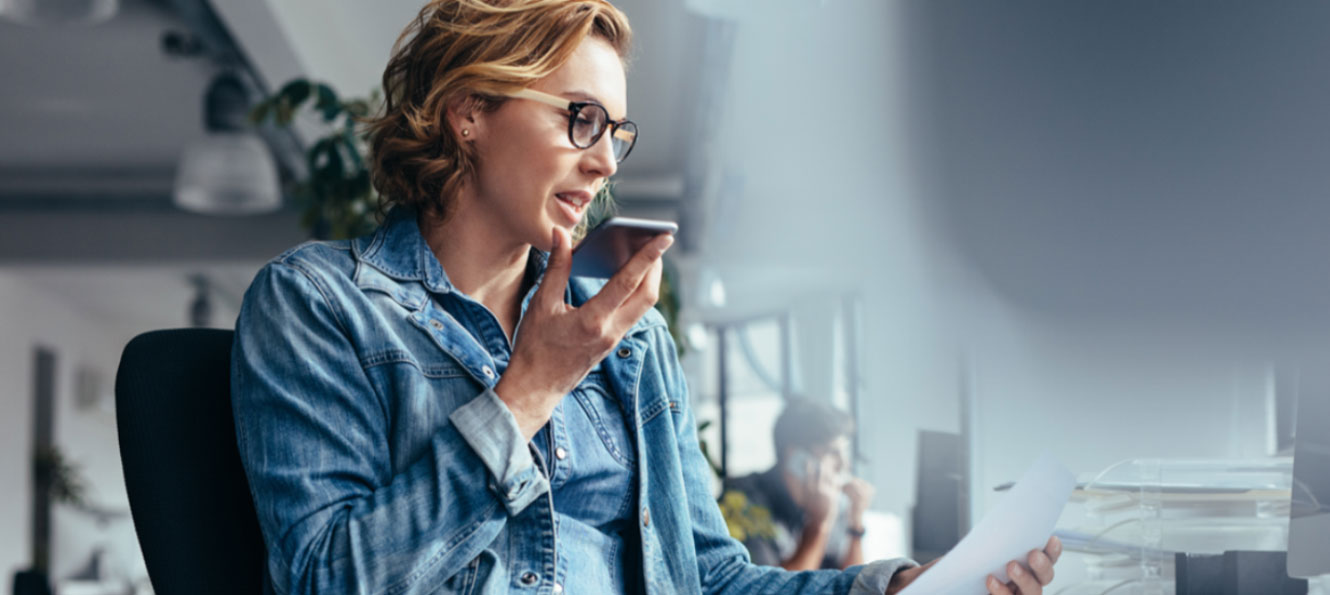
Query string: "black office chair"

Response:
xmin=115 ymin=329 xmax=271 ymax=595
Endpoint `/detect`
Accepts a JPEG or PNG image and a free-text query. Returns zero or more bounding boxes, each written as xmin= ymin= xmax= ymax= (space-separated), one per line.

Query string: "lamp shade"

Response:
xmin=173 ymin=132 xmax=281 ymax=215
xmin=1 ymin=0 xmax=117 ymax=26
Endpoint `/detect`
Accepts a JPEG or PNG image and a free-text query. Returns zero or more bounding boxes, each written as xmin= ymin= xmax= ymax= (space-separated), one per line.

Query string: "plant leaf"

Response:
xmin=316 ymin=84 xmax=341 ymax=122
xmin=280 ymin=79 xmax=312 ymax=108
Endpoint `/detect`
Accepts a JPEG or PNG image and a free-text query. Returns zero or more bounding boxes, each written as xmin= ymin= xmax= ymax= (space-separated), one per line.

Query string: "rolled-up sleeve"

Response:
xmin=449 ymin=387 xmax=549 ymax=515
xmin=849 ymin=559 xmax=919 ymax=595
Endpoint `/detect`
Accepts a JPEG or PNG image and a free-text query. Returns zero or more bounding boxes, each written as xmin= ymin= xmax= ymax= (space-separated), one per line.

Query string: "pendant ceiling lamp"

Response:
xmin=173 ymin=71 xmax=281 ymax=215
xmin=0 ymin=0 xmax=118 ymax=26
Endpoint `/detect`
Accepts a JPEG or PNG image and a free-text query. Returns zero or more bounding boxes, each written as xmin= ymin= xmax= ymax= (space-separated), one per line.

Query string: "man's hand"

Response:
xmin=801 ymin=452 xmax=844 ymax=528
xmin=844 ymin=476 xmax=875 ymax=528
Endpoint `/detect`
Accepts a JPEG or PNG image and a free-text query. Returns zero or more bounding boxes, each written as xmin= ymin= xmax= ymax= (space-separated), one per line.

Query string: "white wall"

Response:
xmin=0 ymin=270 xmax=133 ymax=582
xmin=0 ymin=267 xmax=246 ymax=587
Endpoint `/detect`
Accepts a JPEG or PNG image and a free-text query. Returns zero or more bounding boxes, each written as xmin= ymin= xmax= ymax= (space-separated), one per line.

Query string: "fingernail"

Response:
xmin=1010 ymin=564 xmax=1023 ymax=577
xmin=655 ymin=234 xmax=674 ymax=253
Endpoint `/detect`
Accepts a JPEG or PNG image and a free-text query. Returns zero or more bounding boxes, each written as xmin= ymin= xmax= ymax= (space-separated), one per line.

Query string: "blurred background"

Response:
xmin=4 ymin=0 xmax=1330 ymax=593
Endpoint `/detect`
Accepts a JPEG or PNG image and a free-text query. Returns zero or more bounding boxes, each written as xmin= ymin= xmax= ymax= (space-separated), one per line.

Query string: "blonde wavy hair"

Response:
xmin=365 ymin=0 xmax=632 ymax=233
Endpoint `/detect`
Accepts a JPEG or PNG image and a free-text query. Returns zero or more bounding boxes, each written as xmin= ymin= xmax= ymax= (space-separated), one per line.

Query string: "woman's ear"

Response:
xmin=444 ymin=95 xmax=482 ymax=141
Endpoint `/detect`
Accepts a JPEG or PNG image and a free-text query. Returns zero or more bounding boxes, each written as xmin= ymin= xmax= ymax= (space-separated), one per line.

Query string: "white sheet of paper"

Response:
xmin=900 ymin=452 xmax=1076 ymax=594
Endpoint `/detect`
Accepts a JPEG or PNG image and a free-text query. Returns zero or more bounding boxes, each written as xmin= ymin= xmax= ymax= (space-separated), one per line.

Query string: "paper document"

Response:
xmin=900 ymin=453 xmax=1075 ymax=594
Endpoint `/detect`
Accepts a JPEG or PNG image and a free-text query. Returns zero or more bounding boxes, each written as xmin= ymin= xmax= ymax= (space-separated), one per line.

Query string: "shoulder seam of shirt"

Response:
xmin=271 ymin=256 xmax=355 ymax=343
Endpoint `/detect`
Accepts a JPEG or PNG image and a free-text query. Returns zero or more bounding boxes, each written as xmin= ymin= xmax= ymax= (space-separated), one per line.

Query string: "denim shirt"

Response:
xmin=231 ymin=208 xmax=914 ymax=594
xmin=431 ymin=250 xmax=640 ymax=593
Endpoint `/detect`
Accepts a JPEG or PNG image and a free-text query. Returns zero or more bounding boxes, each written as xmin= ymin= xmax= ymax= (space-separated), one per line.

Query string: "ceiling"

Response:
xmin=0 ymin=0 xmax=214 ymax=188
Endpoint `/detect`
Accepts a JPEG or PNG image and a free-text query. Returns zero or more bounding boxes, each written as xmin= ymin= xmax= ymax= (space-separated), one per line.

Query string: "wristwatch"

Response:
xmin=846 ymin=525 xmax=867 ymax=538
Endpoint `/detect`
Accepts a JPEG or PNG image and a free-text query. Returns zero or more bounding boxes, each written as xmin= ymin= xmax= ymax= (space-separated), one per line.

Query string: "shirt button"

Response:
xmin=482 ymin=365 xmax=495 ymax=379
xmin=617 ymin=347 xmax=632 ymax=358
xmin=553 ymin=583 xmax=563 ymax=594
xmin=642 ymin=506 xmax=650 ymax=527
xmin=520 ymin=571 xmax=538 ymax=586
xmin=429 ymin=319 xmax=444 ymax=330
xmin=555 ymin=446 xmax=567 ymax=460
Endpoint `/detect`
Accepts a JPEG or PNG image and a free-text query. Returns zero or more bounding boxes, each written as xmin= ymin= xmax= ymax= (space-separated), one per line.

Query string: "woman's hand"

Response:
xmin=985 ymin=536 xmax=1061 ymax=595
xmin=495 ymin=226 xmax=673 ymax=439
xmin=885 ymin=536 xmax=1062 ymax=595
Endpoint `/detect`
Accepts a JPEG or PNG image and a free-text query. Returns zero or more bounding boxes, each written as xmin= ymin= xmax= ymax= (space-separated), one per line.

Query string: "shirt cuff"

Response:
xmin=449 ymin=388 xmax=549 ymax=516
xmin=849 ymin=558 xmax=920 ymax=595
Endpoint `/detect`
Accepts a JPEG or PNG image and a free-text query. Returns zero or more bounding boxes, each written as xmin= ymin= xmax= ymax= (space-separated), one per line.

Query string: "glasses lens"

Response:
xmin=611 ymin=121 xmax=637 ymax=162
xmin=570 ymin=104 xmax=608 ymax=148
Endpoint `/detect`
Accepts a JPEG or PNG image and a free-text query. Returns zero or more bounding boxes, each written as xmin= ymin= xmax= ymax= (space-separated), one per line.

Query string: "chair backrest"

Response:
xmin=115 ymin=328 xmax=269 ymax=594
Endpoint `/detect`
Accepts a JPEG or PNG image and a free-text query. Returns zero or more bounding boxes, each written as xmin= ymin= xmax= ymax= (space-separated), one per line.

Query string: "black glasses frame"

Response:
xmin=504 ymin=88 xmax=638 ymax=163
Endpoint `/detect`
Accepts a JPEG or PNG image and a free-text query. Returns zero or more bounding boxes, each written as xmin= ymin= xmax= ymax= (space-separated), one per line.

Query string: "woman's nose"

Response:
xmin=581 ymin=131 xmax=619 ymax=178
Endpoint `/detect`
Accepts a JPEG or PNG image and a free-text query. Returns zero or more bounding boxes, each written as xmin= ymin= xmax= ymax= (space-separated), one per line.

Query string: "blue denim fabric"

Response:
xmin=231 ymin=208 xmax=914 ymax=594
xmin=535 ymin=372 xmax=640 ymax=593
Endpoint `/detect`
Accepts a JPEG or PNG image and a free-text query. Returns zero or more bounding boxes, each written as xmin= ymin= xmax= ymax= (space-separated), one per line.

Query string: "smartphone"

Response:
xmin=570 ymin=217 xmax=678 ymax=278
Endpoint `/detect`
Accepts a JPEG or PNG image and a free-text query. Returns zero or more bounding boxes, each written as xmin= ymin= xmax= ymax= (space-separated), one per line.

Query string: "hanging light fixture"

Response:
xmin=173 ymin=71 xmax=281 ymax=215
xmin=0 ymin=0 xmax=118 ymax=26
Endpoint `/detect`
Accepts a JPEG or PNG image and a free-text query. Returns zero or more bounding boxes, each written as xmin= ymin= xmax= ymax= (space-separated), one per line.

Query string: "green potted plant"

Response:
xmin=249 ymin=79 xmax=381 ymax=240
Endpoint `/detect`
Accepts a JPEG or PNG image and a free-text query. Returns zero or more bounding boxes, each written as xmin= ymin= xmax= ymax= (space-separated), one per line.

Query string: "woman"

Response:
xmin=231 ymin=1 xmax=1060 ymax=593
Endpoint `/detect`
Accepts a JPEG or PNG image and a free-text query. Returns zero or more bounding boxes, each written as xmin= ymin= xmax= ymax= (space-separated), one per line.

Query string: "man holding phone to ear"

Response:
xmin=723 ymin=398 xmax=877 ymax=571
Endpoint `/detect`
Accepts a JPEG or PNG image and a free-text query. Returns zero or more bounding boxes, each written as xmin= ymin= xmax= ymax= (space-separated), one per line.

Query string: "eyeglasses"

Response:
xmin=504 ymin=88 xmax=638 ymax=163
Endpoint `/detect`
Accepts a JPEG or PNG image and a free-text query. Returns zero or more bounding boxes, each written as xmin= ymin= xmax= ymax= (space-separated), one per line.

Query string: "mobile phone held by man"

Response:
xmin=570 ymin=217 xmax=678 ymax=278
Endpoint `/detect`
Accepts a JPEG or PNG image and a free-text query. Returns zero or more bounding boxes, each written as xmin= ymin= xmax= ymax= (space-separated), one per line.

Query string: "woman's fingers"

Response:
xmin=1029 ymin=548 xmax=1055 ymax=585
xmin=987 ymin=539 xmax=1060 ymax=594
xmin=1007 ymin=561 xmax=1042 ymax=594
xmin=986 ymin=575 xmax=1014 ymax=595
xmin=583 ymin=233 xmax=672 ymax=318
xmin=1045 ymin=535 xmax=1063 ymax=564
xmin=608 ymin=257 xmax=664 ymax=331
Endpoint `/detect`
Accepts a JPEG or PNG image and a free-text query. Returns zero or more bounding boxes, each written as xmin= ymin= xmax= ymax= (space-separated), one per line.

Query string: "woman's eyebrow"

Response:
xmin=562 ymin=89 xmax=627 ymax=119
xmin=562 ymin=89 xmax=601 ymax=103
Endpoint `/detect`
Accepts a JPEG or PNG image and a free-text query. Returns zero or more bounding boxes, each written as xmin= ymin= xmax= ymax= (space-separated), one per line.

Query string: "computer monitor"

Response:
xmin=1287 ymin=380 xmax=1330 ymax=578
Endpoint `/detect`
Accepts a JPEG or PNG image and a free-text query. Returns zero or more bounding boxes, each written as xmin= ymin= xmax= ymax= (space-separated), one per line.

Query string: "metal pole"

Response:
xmin=717 ymin=325 xmax=729 ymax=479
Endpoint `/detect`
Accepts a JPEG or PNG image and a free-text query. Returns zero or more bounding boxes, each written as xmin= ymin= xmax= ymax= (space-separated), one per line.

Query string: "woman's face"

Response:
xmin=463 ymin=35 xmax=626 ymax=251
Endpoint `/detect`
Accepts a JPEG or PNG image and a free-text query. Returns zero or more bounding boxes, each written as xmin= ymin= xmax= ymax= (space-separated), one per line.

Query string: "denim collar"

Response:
xmin=352 ymin=207 xmax=458 ymax=295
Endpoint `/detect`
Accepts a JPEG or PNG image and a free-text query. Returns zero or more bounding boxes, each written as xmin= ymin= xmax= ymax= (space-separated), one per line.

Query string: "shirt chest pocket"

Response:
xmin=567 ymin=377 xmax=636 ymax=469
xmin=362 ymin=351 xmax=485 ymax=472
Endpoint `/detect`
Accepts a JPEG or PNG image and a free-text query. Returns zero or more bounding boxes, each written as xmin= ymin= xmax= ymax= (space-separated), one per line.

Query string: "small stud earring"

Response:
xmin=461 ymin=129 xmax=470 ymax=137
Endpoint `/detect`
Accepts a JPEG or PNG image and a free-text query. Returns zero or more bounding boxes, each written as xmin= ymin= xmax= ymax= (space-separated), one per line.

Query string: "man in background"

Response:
xmin=723 ymin=398 xmax=876 ymax=570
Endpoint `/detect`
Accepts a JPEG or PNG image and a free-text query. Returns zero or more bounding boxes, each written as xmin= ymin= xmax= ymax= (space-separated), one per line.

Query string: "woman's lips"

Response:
xmin=554 ymin=192 xmax=587 ymax=225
